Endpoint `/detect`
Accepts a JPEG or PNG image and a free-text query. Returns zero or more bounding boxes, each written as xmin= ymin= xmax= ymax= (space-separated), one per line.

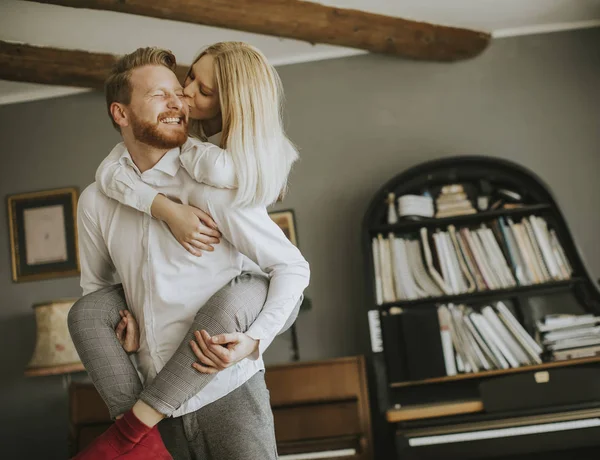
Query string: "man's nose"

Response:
xmin=167 ymin=93 xmax=184 ymax=110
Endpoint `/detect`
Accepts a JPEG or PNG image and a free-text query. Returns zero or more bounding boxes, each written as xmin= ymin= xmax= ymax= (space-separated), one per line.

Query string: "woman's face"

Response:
xmin=183 ymin=54 xmax=221 ymax=120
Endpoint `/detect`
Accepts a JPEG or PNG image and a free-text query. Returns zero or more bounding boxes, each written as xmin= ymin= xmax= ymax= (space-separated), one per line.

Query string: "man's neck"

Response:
xmin=124 ymin=137 xmax=172 ymax=173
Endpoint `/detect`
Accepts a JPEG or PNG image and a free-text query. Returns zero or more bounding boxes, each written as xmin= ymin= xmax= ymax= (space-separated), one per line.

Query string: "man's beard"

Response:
xmin=130 ymin=111 xmax=188 ymax=149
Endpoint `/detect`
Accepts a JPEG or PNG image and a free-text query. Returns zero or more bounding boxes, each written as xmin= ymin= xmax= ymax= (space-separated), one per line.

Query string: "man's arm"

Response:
xmin=205 ymin=189 xmax=310 ymax=357
xmin=78 ymin=186 xmax=119 ymax=295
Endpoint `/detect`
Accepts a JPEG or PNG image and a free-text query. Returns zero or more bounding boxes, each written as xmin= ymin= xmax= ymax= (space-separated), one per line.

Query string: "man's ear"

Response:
xmin=110 ymin=102 xmax=129 ymax=128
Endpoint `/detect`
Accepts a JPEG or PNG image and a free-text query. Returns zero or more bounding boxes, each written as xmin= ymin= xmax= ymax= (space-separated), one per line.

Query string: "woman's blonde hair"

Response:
xmin=189 ymin=42 xmax=299 ymax=207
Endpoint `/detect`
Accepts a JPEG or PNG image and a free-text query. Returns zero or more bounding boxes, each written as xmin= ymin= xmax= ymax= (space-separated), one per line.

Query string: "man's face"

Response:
xmin=125 ymin=65 xmax=189 ymax=149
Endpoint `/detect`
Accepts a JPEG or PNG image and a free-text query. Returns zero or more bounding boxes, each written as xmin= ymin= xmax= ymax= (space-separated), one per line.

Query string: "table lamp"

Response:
xmin=24 ymin=298 xmax=85 ymax=378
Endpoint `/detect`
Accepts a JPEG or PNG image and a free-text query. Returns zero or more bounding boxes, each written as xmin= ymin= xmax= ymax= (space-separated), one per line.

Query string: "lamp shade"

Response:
xmin=25 ymin=299 xmax=85 ymax=377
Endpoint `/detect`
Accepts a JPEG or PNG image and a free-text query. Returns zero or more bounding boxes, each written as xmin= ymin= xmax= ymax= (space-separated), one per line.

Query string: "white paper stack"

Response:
xmin=537 ymin=314 xmax=600 ymax=360
xmin=397 ymin=195 xmax=434 ymax=218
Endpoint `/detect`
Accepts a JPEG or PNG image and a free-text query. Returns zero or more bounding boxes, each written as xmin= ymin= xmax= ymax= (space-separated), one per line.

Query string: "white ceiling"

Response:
xmin=2 ymin=0 xmax=599 ymax=105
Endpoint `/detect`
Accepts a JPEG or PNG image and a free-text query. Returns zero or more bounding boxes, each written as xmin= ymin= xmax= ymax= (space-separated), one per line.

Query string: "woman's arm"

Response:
xmin=95 ymin=143 xmax=221 ymax=255
xmin=95 ymin=143 xmax=159 ymax=216
xmin=204 ymin=188 xmax=310 ymax=357
xmin=179 ymin=138 xmax=237 ymax=189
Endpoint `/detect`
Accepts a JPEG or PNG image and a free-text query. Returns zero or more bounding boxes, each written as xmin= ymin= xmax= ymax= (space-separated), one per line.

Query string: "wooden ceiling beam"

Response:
xmin=0 ymin=41 xmax=189 ymax=89
xmin=28 ymin=0 xmax=490 ymax=61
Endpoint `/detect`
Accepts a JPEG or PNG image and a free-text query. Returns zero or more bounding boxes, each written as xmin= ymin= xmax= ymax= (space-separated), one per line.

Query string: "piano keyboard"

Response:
xmin=279 ymin=448 xmax=357 ymax=459
xmin=368 ymin=310 xmax=383 ymax=352
xmin=408 ymin=418 xmax=600 ymax=447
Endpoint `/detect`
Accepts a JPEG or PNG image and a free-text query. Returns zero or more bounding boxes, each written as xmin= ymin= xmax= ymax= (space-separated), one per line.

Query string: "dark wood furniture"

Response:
xmin=362 ymin=156 xmax=600 ymax=459
xmin=69 ymin=355 xmax=373 ymax=459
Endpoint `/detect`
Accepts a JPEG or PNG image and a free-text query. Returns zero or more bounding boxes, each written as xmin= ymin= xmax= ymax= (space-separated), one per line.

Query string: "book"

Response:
xmin=456 ymin=230 xmax=487 ymax=290
xmin=522 ymin=218 xmax=551 ymax=282
xmin=482 ymin=306 xmax=531 ymax=366
xmin=448 ymin=225 xmax=476 ymax=293
xmin=437 ymin=305 xmax=457 ymax=376
xmin=463 ymin=312 xmax=503 ymax=369
xmin=406 ymin=240 xmax=443 ymax=297
xmin=372 ymin=238 xmax=383 ymax=305
xmin=499 ymin=217 xmax=530 ymax=286
xmin=421 ymin=228 xmax=453 ymax=295
xmin=496 ymin=301 xmax=543 ymax=355
xmin=530 ymin=216 xmax=562 ymax=280
xmin=378 ymin=234 xmax=396 ymax=303
xmin=469 ymin=312 xmax=510 ymax=369
xmin=495 ymin=304 xmax=542 ymax=364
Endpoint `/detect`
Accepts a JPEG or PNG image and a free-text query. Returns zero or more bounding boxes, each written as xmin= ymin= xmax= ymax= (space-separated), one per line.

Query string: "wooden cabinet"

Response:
xmin=69 ymin=355 xmax=373 ymax=459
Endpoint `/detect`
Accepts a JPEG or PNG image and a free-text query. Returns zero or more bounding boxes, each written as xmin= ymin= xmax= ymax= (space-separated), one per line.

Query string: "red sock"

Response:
xmin=72 ymin=410 xmax=152 ymax=460
xmin=120 ymin=427 xmax=173 ymax=460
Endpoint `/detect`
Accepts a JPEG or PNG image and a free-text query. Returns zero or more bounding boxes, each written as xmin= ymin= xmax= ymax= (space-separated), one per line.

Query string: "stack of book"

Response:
xmin=437 ymin=302 xmax=543 ymax=376
xmin=537 ymin=314 xmax=600 ymax=361
xmin=371 ymin=215 xmax=572 ymax=305
xmin=435 ymin=184 xmax=477 ymax=218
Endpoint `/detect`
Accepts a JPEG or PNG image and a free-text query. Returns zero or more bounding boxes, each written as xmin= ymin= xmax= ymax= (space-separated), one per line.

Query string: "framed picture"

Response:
xmin=269 ymin=209 xmax=298 ymax=247
xmin=7 ymin=187 xmax=80 ymax=282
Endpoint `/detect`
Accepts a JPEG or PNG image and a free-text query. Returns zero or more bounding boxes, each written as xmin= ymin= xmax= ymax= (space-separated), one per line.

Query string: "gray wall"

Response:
xmin=1 ymin=28 xmax=599 ymax=459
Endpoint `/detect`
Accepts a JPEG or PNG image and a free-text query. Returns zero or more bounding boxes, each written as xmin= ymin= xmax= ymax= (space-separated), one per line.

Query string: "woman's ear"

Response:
xmin=110 ymin=102 xmax=129 ymax=128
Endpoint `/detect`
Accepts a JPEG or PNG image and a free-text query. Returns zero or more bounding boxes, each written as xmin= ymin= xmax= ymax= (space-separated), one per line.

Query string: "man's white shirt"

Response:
xmin=78 ymin=146 xmax=309 ymax=417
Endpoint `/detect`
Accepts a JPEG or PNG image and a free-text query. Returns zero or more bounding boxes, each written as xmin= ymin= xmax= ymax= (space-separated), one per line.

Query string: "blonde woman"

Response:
xmin=70 ymin=43 xmax=309 ymax=460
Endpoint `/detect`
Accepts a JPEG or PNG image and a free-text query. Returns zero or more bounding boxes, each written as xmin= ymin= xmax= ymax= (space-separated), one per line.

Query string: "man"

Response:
xmin=74 ymin=47 xmax=309 ymax=459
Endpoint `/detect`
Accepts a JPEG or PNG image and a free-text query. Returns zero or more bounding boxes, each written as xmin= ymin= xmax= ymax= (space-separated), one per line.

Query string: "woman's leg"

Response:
xmin=70 ymin=274 xmax=301 ymax=459
xmin=140 ymin=272 xmax=301 ymax=416
xmin=68 ymin=284 xmax=142 ymax=420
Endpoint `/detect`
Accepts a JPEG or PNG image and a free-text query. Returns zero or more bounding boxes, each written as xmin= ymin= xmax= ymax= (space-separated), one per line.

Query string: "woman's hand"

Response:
xmin=151 ymin=194 xmax=221 ymax=256
xmin=115 ymin=310 xmax=140 ymax=354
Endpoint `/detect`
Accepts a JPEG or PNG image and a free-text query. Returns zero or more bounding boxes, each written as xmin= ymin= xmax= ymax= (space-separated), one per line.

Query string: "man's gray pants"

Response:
xmin=158 ymin=370 xmax=277 ymax=460
xmin=67 ymin=272 xmax=299 ymax=459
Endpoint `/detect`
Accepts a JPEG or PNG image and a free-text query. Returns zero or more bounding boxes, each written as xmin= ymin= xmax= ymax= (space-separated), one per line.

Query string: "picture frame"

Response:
xmin=7 ymin=187 xmax=80 ymax=283
xmin=269 ymin=209 xmax=299 ymax=247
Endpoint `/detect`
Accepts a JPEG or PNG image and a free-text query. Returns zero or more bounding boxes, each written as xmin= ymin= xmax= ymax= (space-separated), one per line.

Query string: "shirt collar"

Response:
xmin=117 ymin=142 xmax=181 ymax=177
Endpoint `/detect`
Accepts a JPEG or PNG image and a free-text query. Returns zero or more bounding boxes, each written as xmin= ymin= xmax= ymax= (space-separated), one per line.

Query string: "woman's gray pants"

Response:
xmin=67 ymin=273 xmax=299 ymax=420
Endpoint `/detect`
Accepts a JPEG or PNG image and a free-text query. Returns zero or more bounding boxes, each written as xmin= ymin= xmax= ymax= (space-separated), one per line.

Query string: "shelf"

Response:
xmin=379 ymin=278 xmax=583 ymax=310
xmin=387 ymin=399 xmax=484 ymax=423
xmin=390 ymin=356 xmax=600 ymax=389
xmin=370 ymin=203 xmax=552 ymax=234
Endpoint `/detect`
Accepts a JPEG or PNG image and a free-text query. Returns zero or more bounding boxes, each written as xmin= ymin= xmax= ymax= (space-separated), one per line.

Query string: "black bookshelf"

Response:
xmin=361 ymin=156 xmax=600 ymax=460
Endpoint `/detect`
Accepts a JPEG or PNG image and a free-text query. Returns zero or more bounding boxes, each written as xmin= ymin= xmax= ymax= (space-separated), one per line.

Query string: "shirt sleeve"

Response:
xmin=204 ymin=189 xmax=310 ymax=358
xmin=95 ymin=143 xmax=159 ymax=215
xmin=179 ymin=138 xmax=237 ymax=189
xmin=78 ymin=186 xmax=120 ymax=295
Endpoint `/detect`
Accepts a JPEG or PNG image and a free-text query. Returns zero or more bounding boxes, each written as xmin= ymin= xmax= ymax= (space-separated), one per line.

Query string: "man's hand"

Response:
xmin=151 ymin=194 xmax=221 ymax=257
xmin=115 ymin=309 xmax=140 ymax=354
xmin=189 ymin=330 xmax=259 ymax=374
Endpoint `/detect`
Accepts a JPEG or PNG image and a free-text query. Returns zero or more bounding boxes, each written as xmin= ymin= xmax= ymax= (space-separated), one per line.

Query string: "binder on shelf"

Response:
xmin=381 ymin=309 xmax=409 ymax=382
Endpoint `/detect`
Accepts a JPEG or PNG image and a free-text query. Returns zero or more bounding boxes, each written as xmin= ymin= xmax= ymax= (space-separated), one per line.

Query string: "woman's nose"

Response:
xmin=183 ymin=83 xmax=194 ymax=99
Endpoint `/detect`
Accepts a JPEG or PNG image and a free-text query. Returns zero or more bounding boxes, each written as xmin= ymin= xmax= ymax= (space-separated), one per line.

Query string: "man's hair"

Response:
xmin=105 ymin=47 xmax=177 ymax=130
